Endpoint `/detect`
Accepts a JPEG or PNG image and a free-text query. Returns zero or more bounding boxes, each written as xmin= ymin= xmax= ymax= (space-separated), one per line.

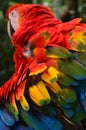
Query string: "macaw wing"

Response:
xmin=0 ymin=28 xmax=86 ymax=130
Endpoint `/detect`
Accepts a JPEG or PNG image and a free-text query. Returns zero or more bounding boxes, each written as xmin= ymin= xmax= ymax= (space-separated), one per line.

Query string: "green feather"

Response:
xmin=57 ymin=97 xmax=74 ymax=109
xmin=19 ymin=107 xmax=45 ymax=130
xmin=61 ymin=108 xmax=74 ymax=118
xmin=61 ymin=87 xmax=77 ymax=103
xmin=71 ymin=110 xmax=85 ymax=123
xmin=6 ymin=103 xmax=19 ymax=121
xmin=77 ymin=52 xmax=86 ymax=66
xmin=58 ymin=73 xmax=77 ymax=86
xmin=46 ymin=46 xmax=71 ymax=59
xmin=57 ymin=59 xmax=86 ymax=80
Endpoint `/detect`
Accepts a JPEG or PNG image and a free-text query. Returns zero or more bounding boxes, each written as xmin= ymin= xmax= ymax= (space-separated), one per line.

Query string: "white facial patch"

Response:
xmin=9 ymin=10 xmax=19 ymax=31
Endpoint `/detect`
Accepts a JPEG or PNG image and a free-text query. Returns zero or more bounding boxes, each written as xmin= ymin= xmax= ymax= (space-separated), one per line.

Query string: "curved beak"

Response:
xmin=7 ymin=20 xmax=15 ymax=39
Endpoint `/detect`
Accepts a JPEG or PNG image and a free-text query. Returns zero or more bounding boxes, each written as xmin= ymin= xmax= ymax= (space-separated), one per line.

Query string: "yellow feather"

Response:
xmin=20 ymin=95 xmax=30 ymax=111
xmin=46 ymin=82 xmax=62 ymax=96
xmin=29 ymin=85 xmax=46 ymax=106
xmin=37 ymin=81 xmax=51 ymax=104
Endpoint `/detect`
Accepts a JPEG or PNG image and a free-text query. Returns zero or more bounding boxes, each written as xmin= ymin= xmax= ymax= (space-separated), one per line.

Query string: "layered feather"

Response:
xmin=0 ymin=3 xmax=86 ymax=130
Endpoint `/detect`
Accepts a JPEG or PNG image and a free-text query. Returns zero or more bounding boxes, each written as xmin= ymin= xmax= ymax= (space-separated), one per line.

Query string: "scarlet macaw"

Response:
xmin=0 ymin=4 xmax=86 ymax=130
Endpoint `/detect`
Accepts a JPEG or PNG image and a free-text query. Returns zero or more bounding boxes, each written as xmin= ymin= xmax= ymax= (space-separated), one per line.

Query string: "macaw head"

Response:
xmin=6 ymin=4 xmax=24 ymax=38
xmin=6 ymin=4 xmax=61 ymax=47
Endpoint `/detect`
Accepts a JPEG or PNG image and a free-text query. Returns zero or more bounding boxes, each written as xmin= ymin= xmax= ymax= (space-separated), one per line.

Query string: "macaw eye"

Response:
xmin=9 ymin=10 xmax=19 ymax=31
xmin=9 ymin=10 xmax=18 ymax=19
xmin=10 ymin=11 xmax=15 ymax=17
xmin=11 ymin=12 xmax=14 ymax=16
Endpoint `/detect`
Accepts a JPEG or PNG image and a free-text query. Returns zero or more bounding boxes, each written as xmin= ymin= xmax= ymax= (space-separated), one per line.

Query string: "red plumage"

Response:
xmin=0 ymin=4 xmax=86 ymax=130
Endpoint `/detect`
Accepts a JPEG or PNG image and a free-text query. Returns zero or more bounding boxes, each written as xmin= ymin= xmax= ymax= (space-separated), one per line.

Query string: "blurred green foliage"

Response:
xmin=0 ymin=7 xmax=14 ymax=85
xmin=0 ymin=0 xmax=86 ymax=86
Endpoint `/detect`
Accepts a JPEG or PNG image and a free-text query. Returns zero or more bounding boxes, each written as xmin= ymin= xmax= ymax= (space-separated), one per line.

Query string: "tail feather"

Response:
xmin=39 ymin=114 xmax=63 ymax=130
xmin=12 ymin=122 xmax=33 ymax=130
xmin=19 ymin=107 xmax=46 ymax=130
xmin=19 ymin=106 xmax=63 ymax=130
xmin=0 ymin=119 xmax=10 ymax=130
xmin=0 ymin=108 xmax=15 ymax=126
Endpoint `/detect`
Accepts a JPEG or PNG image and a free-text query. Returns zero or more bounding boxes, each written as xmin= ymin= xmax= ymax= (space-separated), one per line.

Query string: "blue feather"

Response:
xmin=0 ymin=108 xmax=15 ymax=126
xmin=19 ymin=107 xmax=63 ymax=130
xmin=39 ymin=114 xmax=63 ymax=130
xmin=75 ymin=80 xmax=86 ymax=113
xmin=13 ymin=122 xmax=33 ymax=130
xmin=0 ymin=119 xmax=10 ymax=130
xmin=19 ymin=108 xmax=46 ymax=130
